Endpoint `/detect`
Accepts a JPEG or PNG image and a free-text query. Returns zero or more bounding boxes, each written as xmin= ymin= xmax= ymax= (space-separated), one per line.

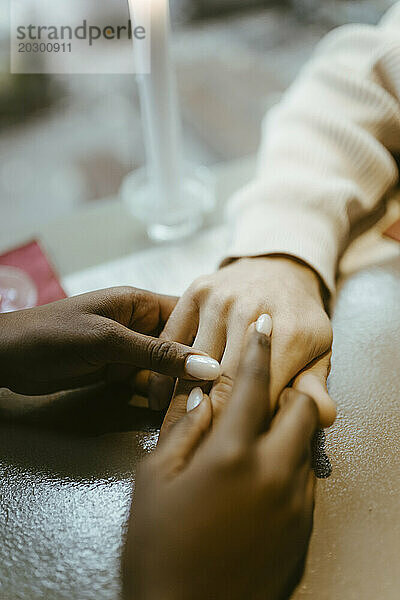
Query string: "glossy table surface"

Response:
xmin=2 ymin=255 xmax=400 ymax=599
xmin=0 ymin=385 xmax=162 ymax=600
xmin=293 ymin=256 xmax=400 ymax=600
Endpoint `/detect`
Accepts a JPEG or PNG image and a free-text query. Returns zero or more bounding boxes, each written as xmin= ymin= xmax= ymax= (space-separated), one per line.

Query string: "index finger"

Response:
xmin=105 ymin=326 xmax=221 ymax=381
xmin=216 ymin=315 xmax=272 ymax=444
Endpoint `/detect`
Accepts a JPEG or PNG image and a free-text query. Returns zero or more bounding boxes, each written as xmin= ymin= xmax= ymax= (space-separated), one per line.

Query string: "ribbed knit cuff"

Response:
xmin=222 ymin=189 xmax=340 ymax=295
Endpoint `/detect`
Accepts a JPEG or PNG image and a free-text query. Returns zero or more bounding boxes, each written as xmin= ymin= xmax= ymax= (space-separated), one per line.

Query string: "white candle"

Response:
xmin=128 ymin=0 xmax=183 ymax=214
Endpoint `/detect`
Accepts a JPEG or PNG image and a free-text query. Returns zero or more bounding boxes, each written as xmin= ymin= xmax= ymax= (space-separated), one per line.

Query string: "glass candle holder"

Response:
xmin=120 ymin=164 xmax=215 ymax=242
xmin=0 ymin=266 xmax=37 ymax=313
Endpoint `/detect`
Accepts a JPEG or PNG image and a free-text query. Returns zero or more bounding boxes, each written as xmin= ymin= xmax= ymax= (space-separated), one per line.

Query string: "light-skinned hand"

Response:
xmin=150 ymin=256 xmax=336 ymax=433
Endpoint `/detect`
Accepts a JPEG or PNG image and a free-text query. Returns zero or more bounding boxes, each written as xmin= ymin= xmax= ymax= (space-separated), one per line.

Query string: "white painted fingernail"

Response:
xmin=187 ymin=387 xmax=203 ymax=412
xmin=256 ymin=314 xmax=273 ymax=337
xmin=185 ymin=355 xmax=221 ymax=380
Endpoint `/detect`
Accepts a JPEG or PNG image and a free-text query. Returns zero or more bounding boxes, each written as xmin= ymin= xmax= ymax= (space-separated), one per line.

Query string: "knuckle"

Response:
xmin=186 ymin=278 xmax=247 ymax=318
xmin=296 ymin=390 xmax=318 ymax=415
xmin=283 ymin=389 xmax=319 ymax=425
xmin=207 ymin=294 xmax=241 ymax=320
xmin=93 ymin=320 xmax=120 ymax=345
xmin=211 ymin=373 xmax=234 ymax=407
xmin=148 ymin=339 xmax=178 ymax=368
xmin=99 ymin=285 xmax=136 ymax=311
xmin=187 ymin=275 xmax=213 ymax=300
xmin=278 ymin=310 xmax=333 ymax=360
xmin=114 ymin=285 xmax=136 ymax=297
xmin=218 ymin=442 xmax=248 ymax=472
xmin=210 ymin=374 xmax=235 ymax=420
xmin=303 ymin=311 xmax=333 ymax=350
xmin=228 ymin=299 xmax=257 ymax=323
xmin=128 ymin=287 xmax=158 ymax=315
xmin=218 ymin=295 xmax=236 ymax=318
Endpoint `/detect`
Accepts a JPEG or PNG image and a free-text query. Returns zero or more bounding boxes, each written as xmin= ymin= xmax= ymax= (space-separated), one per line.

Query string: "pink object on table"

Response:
xmin=0 ymin=240 xmax=67 ymax=310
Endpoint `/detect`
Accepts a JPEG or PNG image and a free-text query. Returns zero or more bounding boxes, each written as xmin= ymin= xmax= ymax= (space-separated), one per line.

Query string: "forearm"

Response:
xmin=225 ymin=3 xmax=400 ymax=295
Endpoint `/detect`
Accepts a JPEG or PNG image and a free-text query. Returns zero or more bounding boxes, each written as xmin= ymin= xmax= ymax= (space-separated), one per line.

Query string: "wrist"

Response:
xmin=236 ymin=254 xmax=326 ymax=306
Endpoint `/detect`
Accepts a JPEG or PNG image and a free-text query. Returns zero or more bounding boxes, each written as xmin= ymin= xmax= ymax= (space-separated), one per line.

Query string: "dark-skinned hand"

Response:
xmin=0 ymin=287 xmax=220 ymax=395
xmin=124 ymin=323 xmax=318 ymax=600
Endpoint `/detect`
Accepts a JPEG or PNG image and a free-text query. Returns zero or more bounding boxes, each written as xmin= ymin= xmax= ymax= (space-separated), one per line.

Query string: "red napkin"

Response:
xmin=0 ymin=240 xmax=67 ymax=307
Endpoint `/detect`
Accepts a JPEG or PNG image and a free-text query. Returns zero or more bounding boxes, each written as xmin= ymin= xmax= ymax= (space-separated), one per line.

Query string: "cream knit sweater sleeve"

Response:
xmin=225 ymin=2 xmax=400 ymax=294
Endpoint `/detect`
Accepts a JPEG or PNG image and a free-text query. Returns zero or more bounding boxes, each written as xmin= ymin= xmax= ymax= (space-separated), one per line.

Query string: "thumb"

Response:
xmin=156 ymin=394 xmax=212 ymax=476
xmin=104 ymin=323 xmax=220 ymax=380
xmin=293 ymin=352 xmax=336 ymax=428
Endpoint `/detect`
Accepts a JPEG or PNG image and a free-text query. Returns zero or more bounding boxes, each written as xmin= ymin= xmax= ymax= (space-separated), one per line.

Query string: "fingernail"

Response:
xmin=255 ymin=313 xmax=273 ymax=337
xmin=185 ymin=355 xmax=221 ymax=380
xmin=187 ymin=387 xmax=203 ymax=412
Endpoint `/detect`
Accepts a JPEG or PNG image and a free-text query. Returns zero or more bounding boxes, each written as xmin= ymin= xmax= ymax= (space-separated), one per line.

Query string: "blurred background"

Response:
xmin=0 ymin=0 xmax=397 ymax=253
